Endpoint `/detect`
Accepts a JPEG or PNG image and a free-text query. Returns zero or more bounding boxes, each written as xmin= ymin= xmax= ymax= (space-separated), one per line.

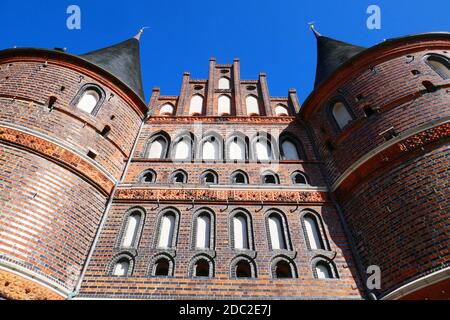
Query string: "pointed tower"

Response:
xmin=81 ymin=31 xmax=145 ymax=99
xmin=311 ymin=25 xmax=366 ymax=87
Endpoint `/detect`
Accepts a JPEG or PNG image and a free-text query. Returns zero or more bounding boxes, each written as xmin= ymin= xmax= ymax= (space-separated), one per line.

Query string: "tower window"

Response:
xmin=160 ymin=103 xmax=174 ymax=116
xmin=255 ymin=138 xmax=274 ymax=161
xmin=275 ymin=105 xmax=289 ymax=116
xmin=331 ymin=101 xmax=353 ymax=130
xmin=189 ymin=94 xmax=204 ymax=116
xmin=246 ymin=95 xmax=260 ymax=116
xmin=275 ymin=260 xmax=293 ymax=278
xmin=228 ymin=136 xmax=247 ymax=161
xmin=280 ymin=137 xmax=302 ymax=161
xmin=73 ymin=85 xmax=105 ymax=115
xmin=218 ymin=77 xmax=231 ymax=90
xmin=425 ymin=54 xmax=450 ymax=79
xmin=195 ymin=213 xmax=212 ymax=249
xmin=154 ymin=258 xmax=170 ymax=276
xmin=194 ymin=259 xmax=210 ymax=277
xmin=112 ymin=259 xmax=130 ymax=277
xmin=202 ymin=136 xmax=220 ymax=161
xmin=173 ymin=135 xmax=194 ymax=161
xmin=218 ymin=95 xmax=231 ymax=116
xmin=236 ymin=260 xmax=251 ymax=278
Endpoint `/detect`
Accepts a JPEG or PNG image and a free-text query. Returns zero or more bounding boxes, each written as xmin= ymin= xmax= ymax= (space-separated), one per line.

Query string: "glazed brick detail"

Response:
xmin=0 ymin=61 xmax=142 ymax=179
xmin=79 ymin=203 xmax=362 ymax=299
xmin=340 ymin=143 xmax=450 ymax=297
xmin=0 ymin=143 xmax=107 ymax=291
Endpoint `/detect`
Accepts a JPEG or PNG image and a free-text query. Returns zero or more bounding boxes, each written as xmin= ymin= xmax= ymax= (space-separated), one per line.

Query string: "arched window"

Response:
xmin=195 ymin=213 xmax=211 ymax=249
xmin=255 ymin=138 xmax=274 ymax=161
xmin=292 ymin=171 xmax=308 ymax=185
xmin=112 ymin=258 xmax=130 ymax=277
xmin=275 ymin=105 xmax=289 ymax=116
xmin=202 ymin=136 xmax=220 ymax=160
xmin=154 ymin=258 xmax=170 ymax=276
xmin=232 ymin=213 xmax=250 ymax=250
xmin=332 ymin=101 xmax=353 ymax=130
xmin=139 ymin=169 xmax=156 ymax=184
xmin=262 ymin=171 xmax=279 ymax=185
xmin=121 ymin=211 xmax=142 ymax=248
xmin=280 ymin=139 xmax=301 ymax=160
xmin=268 ymin=213 xmax=287 ymax=250
xmin=218 ymin=95 xmax=231 ymax=116
xmin=274 ymin=260 xmax=293 ymax=278
xmin=194 ymin=259 xmax=210 ymax=277
xmin=246 ymin=95 xmax=260 ymax=116
xmin=201 ymin=170 xmax=218 ymax=185
xmin=160 ymin=103 xmax=174 ymax=116
xmin=231 ymin=170 xmax=249 ymax=184
xmin=315 ymin=261 xmax=333 ymax=279
xmin=425 ymin=54 xmax=450 ymax=79
xmin=236 ymin=260 xmax=252 ymax=278
xmin=173 ymin=135 xmax=193 ymax=160
xmin=228 ymin=136 xmax=246 ymax=161
xmin=157 ymin=212 xmax=176 ymax=248
xmin=189 ymin=95 xmax=204 ymax=116
xmin=75 ymin=87 xmax=103 ymax=115
xmin=303 ymin=214 xmax=325 ymax=250
xmin=171 ymin=170 xmax=188 ymax=184
xmin=218 ymin=77 xmax=231 ymax=90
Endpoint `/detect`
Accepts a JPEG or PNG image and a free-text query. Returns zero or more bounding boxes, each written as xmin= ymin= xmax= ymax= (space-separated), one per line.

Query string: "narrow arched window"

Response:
xmin=315 ymin=261 xmax=333 ymax=279
xmin=171 ymin=170 xmax=188 ymax=184
xmin=246 ymin=96 xmax=260 ymax=116
xmin=202 ymin=136 xmax=219 ymax=160
xmin=231 ymin=171 xmax=248 ymax=184
xmin=112 ymin=258 xmax=130 ymax=277
xmin=158 ymin=212 xmax=176 ymax=248
xmin=218 ymin=95 xmax=231 ymax=116
xmin=160 ymin=103 xmax=174 ymax=116
xmin=233 ymin=214 xmax=249 ymax=250
xmin=147 ymin=137 xmax=166 ymax=159
xmin=332 ymin=102 xmax=353 ymax=130
xmin=304 ymin=215 xmax=325 ymax=250
xmin=255 ymin=138 xmax=273 ymax=161
xmin=194 ymin=259 xmax=210 ymax=277
xmin=425 ymin=55 xmax=450 ymax=79
xmin=235 ymin=260 xmax=252 ymax=278
xmin=140 ymin=170 xmax=156 ymax=184
xmin=122 ymin=212 xmax=142 ymax=248
xmin=268 ymin=214 xmax=287 ymax=250
xmin=281 ymin=140 xmax=300 ymax=160
xmin=154 ymin=258 xmax=170 ymax=276
xmin=190 ymin=95 xmax=204 ymax=116
xmin=174 ymin=136 xmax=192 ymax=160
xmin=218 ymin=77 xmax=231 ymax=90
xmin=76 ymin=89 xmax=100 ymax=114
xmin=262 ymin=172 xmax=279 ymax=185
xmin=292 ymin=171 xmax=308 ymax=185
xmin=201 ymin=170 xmax=218 ymax=185
xmin=275 ymin=260 xmax=293 ymax=278
xmin=275 ymin=105 xmax=289 ymax=116
xmin=195 ymin=213 xmax=211 ymax=249
xmin=229 ymin=137 xmax=246 ymax=161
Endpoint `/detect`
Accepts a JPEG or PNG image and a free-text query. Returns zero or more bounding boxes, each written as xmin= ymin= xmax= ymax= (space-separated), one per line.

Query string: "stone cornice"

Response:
xmin=0 ymin=125 xmax=115 ymax=195
xmin=114 ymin=187 xmax=330 ymax=204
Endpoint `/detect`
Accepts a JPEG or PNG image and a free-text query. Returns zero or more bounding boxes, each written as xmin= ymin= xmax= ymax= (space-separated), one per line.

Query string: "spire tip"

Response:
xmin=308 ymin=22 xmax=321 ymax=38
xmin=134 ymin=27 xmax=149 ymax=41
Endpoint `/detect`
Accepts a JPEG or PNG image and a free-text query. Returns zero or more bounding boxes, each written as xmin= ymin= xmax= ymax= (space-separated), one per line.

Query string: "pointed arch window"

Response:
xmin=255 ymin=138 xmax=274 ymax=161
xmin=302 ymin=213 xmax=326 ymax=250
xmin=218 ymin=95 xmax=231 ymax=116
xmin=73 ymin=84 xmax=104 ymax=115
xmin=171 ymin=170 xmax=188 ymax=184
xmin=173 ymin=136 xmax=193 ymax=160
xmin=189 ymin=95 xmax=204 ymax=116
xmin=425 ymin=54 xmax=450 ymax=79
xmin=331 ymin=101 xmax=353 ymax=130
xmin=275 ymin=104 xmax=289 ymax=116
xmin=246 ymin=95 xmax=260 ymax=116
xmin=157 ymin=212 xmax=177 ymax=248
xmin=228 ymin=136 xmax=247 ymax=161
xmin=121 ymin=211 xmax=143 ymax=248
xmin=202 ymin=136 xmax=220 ymax=160
xmin=145 ymin=133 xmax=170 ymax=159
xmin=139 ymin=169 xmax=156 ymax=184
xmin=268 ymin=213 xmax=287 ymax=250
xmin=218 ymin=77 xmax=231 ymax=90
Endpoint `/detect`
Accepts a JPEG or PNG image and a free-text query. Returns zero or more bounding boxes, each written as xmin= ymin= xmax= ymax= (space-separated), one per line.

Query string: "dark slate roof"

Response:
xmin=81 ymin=37 xmax=144 ymax=100
xmin=314 ymin=36 xmax=366 ymax=88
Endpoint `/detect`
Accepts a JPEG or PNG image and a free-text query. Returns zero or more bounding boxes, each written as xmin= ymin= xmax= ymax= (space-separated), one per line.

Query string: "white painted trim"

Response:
xmin=0 ymin=260 xmax=70 ymax=298
xmin=381 ymin=267 xmax=450 ymax=300
xmin=331 ymin=117 xmax=450 ymax=191
xmin=0 ymin=121 xmax=117 ymax=183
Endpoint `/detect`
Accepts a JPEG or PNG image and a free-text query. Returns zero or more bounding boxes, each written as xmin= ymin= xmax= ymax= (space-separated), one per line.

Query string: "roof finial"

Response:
xmin=308 ymin=21 xmax=321 ymax=38
xmin=134 ymin=27 xmax=149 ymax=41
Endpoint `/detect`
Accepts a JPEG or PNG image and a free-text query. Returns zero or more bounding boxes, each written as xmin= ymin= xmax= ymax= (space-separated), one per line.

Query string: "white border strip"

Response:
xmin=381 ymin=267 xmax=450 ymax=300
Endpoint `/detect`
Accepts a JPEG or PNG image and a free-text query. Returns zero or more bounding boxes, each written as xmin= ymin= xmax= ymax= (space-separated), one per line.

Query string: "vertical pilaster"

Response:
xmin=288 ymin=88 xmax=301 ymax=114
xmin=148 ymin=87 xmax=160 ymax=115
xmin=206 ymin=58 xmax=216 ymax=116
xmin=177 ymin=72 xmax=190 ymax=116
xmin=258 ymin=72 xmax=272 ymax=116
xmin=232 ymin=58 xmax=241 ymax=116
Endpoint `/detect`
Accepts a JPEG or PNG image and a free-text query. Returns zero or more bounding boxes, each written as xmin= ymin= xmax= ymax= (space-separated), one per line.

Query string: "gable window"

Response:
xmin=218 ymin=95 xmax=231 ymax=116
xmin=331 ymin=101 xmax=353 ymax=130
xmin=189 ymin=94 xmax=204 ymax=116
xmin=218 ymin=77 xmax=231 ymax=90
xmin=246 ymin=95 xmax=260 ymax=116
xmin=425 ymin=54 xmax=450 ymax=79
xmin=160 ymin=103 xmax=174 ymax=116
xmin=275 ymin=105 xmax=289 ymax=116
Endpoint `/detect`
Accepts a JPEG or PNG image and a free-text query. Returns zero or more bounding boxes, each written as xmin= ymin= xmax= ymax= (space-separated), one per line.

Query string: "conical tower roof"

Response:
xmin=312 ymin=26 xmax=366 ymax=88
xmin=81 ymin=31 xmax=145 ymax=99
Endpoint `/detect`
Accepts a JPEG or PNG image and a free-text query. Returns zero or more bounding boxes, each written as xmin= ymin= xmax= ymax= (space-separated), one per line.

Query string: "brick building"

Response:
xmin=0 ymin=28 xmax=448 ymax=300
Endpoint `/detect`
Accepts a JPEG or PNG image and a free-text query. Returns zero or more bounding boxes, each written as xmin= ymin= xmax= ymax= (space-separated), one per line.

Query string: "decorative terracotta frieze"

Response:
xmin=146 ymin=116 xmax=296 ymax=124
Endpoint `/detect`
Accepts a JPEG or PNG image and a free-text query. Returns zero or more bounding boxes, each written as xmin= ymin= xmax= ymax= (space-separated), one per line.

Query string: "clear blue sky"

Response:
xmin=1 ymin=0 xmax=449 ymax=103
